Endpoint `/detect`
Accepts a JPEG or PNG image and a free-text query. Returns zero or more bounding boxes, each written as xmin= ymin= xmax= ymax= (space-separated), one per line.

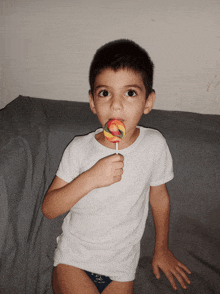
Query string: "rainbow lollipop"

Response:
xmin=104 ymin=119 xmax=126 ymax=153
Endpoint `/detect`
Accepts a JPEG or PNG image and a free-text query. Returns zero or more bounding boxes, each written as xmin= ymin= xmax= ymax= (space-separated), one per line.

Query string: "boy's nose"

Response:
xmin=110 ymin=95 xmax=122 ymax=110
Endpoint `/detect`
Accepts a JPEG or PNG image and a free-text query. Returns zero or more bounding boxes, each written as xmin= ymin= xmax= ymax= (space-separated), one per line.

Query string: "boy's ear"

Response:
xmin=144 ymin=91 xmax=155 ymax=114
xmin=89 ymin=91 xmax=97 ymax=114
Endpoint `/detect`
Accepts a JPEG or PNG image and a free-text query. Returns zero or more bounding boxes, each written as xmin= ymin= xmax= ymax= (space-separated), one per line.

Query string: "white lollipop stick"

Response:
xmin=116 ymin=142 xmax=119 ymax=154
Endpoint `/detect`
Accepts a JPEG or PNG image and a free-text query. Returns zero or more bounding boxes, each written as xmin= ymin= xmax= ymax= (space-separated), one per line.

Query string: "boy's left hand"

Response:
xmin=152 ymin=248 xmax=191 ymax=290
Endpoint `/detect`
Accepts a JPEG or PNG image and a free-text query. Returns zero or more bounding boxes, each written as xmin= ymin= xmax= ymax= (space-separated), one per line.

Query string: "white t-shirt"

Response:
xmin=54 ymin=127 xmax=174 ymax=282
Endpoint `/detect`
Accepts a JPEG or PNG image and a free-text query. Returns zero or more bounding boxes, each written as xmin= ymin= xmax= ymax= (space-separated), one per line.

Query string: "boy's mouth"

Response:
xmin=110 ymin=118 xmax=124 ymax=122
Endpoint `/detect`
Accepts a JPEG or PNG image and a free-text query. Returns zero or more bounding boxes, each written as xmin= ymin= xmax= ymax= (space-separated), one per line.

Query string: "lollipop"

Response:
xmin=104 ymin=119 xmax=126 ymax=153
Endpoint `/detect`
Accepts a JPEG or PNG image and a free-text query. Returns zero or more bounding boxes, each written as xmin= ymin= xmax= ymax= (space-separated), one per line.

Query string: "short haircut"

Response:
xmin=89 ymin=39 xmax=154 ymax=97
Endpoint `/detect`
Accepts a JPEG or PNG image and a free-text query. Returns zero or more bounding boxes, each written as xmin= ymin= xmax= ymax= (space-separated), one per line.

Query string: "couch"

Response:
xmin=0 ymin=95 xmax=219 ymax=294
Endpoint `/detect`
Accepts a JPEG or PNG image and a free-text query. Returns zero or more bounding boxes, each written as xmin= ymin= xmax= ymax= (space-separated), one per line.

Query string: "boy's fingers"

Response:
xmin=115 ymin=161 xmax=124 ymax=169
xmin=165 ymin=272 xmax=177 ymax=290
xmin=178 ymin=262 xmax=191 ymax=275
xmin=176 ymin=267 xmax=191 ymax=284
xmin=115 ymin=168 xmax=123 ymax=176
xmin=171 ymin=270 xmax=188 ymax=290
xmin=112 ymin=154 xmax=124 ymax=162
xmin=114 ymin=175 xmax=122 ymax=183
xmin=152 ymin=265 xmax=160 ymax=279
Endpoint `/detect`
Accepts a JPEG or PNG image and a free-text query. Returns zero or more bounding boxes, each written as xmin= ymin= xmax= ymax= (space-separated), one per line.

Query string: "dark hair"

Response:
xmin=89 ymin=39 xmax=154 ymax=97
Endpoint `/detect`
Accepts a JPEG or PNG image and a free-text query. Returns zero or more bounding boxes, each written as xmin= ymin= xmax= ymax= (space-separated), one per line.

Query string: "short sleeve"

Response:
xmin=56 ymin=141 xmax=80 ymax=183
xmin=150 ymin=138 xmax=174 ymax=186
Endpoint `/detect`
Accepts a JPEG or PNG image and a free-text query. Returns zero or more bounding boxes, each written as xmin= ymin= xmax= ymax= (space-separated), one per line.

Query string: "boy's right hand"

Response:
xmin=89 ymin=154 xmax=124 ymax=189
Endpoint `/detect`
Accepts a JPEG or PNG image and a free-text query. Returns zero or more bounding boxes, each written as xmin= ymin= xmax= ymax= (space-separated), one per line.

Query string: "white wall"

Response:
xmin=1 ymin=0 xmax=220 ymax=114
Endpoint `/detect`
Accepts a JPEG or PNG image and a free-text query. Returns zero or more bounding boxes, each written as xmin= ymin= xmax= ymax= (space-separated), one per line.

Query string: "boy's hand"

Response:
xmin=89 ymin=154 xmax=124 ymax=188
xmin=152 ymin=248 xmax=191 ymax=291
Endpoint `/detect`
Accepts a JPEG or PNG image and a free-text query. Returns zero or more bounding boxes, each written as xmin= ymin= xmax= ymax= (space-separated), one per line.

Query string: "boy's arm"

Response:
xmin=149 ymin=184 xmax=191 ymax=290
xmin=42 ymin=154 xmax=124 ymax=219
xmin=42 ymin=172 xmax=94 ymax=219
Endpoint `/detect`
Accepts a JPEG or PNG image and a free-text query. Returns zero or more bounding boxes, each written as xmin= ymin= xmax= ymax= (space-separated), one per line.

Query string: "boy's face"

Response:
xmin=89 ymin=68 xmax=155 ymax=147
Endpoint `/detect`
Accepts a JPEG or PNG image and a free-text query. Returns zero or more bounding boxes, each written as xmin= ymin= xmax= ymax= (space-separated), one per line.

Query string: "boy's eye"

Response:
xmin=126 ymin=90 xmax=137 ymax=97
xmin=99 ymin=90 xmax=110 ymax=97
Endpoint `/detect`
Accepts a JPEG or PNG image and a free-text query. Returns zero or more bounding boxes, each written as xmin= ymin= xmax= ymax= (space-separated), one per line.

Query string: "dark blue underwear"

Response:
xmin=84 ymin=270 xmax=112 ymax=293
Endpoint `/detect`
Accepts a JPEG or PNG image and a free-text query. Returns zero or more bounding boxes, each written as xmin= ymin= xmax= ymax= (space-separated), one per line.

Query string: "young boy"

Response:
xmin=42 ymin=39 xmax=191 ymax=294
